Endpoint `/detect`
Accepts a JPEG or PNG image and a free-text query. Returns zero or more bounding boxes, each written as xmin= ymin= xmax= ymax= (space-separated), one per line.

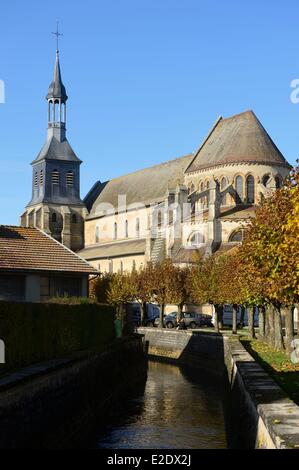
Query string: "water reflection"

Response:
xmin=93 ymin=361 xmax=226 ymax=449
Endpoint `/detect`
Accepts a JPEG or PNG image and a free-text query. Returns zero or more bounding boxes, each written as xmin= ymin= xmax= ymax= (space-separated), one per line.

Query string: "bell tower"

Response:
xmin=21 ymin=28 xmax=87 ymax=251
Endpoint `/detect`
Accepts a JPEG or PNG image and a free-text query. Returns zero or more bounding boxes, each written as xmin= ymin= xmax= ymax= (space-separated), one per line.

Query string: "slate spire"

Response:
xmin=46 ymin=50 xmax=68 ymax=102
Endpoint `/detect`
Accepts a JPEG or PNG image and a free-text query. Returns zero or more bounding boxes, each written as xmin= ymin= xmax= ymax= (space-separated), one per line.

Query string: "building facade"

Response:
xmin=21 ymin=51 xmax=291 ymax=272
xmin=79 ymin=111 xmax=290 ymax=271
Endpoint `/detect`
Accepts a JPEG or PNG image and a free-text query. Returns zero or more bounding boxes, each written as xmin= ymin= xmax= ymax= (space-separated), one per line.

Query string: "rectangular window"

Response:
xmin=49 ymin=277 xmax=82 ymax=298
xmin=0 ymin=275 xmax=25 ymax=301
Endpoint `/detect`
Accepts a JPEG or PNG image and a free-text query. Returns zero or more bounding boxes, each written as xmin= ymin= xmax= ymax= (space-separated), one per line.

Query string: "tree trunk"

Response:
xmin=232 ymin=304 xmax=238 ymax=335
xmin=274 ymin=305 xmax=284 ymax=350
xmin=267 ymin=305 xmax=275 ymax=348
xmin=214 ymin=305 xmax=220 ymax=333
xmin=177 ymin=303 xmax=184 ymax=322
xmin=283 ymin=306 xmax=294 ymax=354
xmin=248 ymin=306 xmax=256 ymax=339
xmin=239 ymin=306 xmax=245 ymax=329
xmin=159 ymin=303 xmax=165 ymax=329
xmin=217 ymin=305 xmax=223 ymax=330
xmin=140 ymin=302 xmax=146 ymax=326
xmin=259 ymin=306 xmax=265 ymax=339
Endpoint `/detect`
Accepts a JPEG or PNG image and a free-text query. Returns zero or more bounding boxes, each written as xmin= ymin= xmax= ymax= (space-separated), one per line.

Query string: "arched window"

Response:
xmin=206 ymin=181 xmax=210 ymax=206
xmin=95 ymin=226 xmax=100 ymax=243
xmin=40 ymin=170 xmax=44 ymax=186
xmin=136 ymin=218 xmax=140 ymax=238
xmin=52 ymin=213 xmax=57 ymax=223
xmin=119 ymin=261 xmax=124 ymax=274
xmin=235 ymin=176 xmax=244 ymax=204
xmin=52 ymin=169 xmax=60 ymax=185
xmin=114 ymin=222 xmax=118 ymax=240
xmin=246 ymin=175 xmax=255 ymax=204
xmin=221 ymin=177 xmax=228 ymax=205
xmin=190 ymin=183 xmax=195 ymax=194
xmin=109 ymin=260 xmax=113 ymax=274
xmin=34 ymin=172 xmax=38 ymax=187
xmin=98 ymin=263 xmax=101 ymax=272
xmin=189 ymin=232 xmax=205 ymax=247
xmin=157 ymin=211 xmax=163 ymax=227
xmin=200 ymin=181 xmax=204 ymax=193
xmin=229 ymin=230 xmax=243 ymax=243
xmin=275 ymin=176 xmax=282 ymax=189
xmin=262 ymin=175 xmax=270 ymax=187
xmin=66 ymin=171 xmax=74 ymax=187
xmin=125 ymin=220 xmax=129 ymax=238
xmin=72 ymin=214 xmax=77 ymax=224
xmin=132 ymin=260 xmax=136 ymax=271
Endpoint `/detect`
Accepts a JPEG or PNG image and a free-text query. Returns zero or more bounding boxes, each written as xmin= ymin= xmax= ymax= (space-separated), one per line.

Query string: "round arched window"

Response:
xmin=235 ymin=176 xmax=244 ymax=204
xmin=246 ymin=175 xmax=255 ymax=204
xmin=229 ymin=230 xmax=243 ymax=243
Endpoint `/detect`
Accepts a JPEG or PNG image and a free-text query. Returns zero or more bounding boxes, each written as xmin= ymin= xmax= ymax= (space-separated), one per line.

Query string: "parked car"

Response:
xmin=154 ymin=312 xmax=213 ymax=329
xmin=128 ymin=302 xmax=160 ymax=327
xmin=211 ymin=305 xmax=259 ymax=327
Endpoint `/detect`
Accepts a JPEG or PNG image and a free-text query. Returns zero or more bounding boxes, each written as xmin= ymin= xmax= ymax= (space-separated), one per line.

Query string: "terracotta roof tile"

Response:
xmin=0 ymin=226 xmax=97 ymax=274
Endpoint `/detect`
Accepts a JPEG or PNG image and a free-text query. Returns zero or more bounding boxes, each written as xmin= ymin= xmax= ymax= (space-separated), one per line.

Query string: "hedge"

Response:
xmin=0 ymin=302 xmax=116 ymax=372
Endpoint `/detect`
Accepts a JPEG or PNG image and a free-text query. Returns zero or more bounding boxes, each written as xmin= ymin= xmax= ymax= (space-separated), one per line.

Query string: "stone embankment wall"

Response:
xmin=0 ymin=335 xmax=147 ymax=449
xmin=138 ymin=327 xmax=299 ymax=449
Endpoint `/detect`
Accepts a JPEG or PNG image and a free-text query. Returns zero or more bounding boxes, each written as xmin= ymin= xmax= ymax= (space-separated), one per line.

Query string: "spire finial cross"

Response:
xmin=52 ymin=21 xmax=63 ymax=52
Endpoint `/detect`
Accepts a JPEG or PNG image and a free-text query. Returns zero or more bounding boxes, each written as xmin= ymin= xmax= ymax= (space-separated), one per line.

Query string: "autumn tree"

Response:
xmin=171 ymin=265 xmax=193 ymax=321
xmin=130 ymin=262 xmax=156 ymax=325
xmin=152 ymin=259 xmax=178 ymax=328
xmin=107 ymin=272 xmax=136 ymax=335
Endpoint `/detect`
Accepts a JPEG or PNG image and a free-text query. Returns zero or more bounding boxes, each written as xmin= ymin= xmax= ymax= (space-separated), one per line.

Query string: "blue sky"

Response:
xmin=0 ymin=0 xmax=299 ymax=225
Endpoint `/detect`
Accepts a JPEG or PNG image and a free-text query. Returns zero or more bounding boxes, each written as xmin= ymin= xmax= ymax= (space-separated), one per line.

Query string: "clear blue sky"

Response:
xmin=0 ymin=0 xmax=299 ymax=225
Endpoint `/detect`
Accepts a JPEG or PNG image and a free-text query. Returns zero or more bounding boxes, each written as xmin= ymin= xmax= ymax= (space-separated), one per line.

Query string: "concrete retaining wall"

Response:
xmin=138 ymin=327 xmax=299 ymax=449
xmin=138 ymin=327 xmax=224 ymax=374
xmin=224 ymin=337 xmax=299 ymax=449
xmin=0 ymin=335 xmax=147 ymax=449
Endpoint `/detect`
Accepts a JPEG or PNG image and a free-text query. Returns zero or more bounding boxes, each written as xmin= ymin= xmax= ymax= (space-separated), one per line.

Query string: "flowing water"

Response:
xmin=90 ymin=361 xmax=227 ymax=449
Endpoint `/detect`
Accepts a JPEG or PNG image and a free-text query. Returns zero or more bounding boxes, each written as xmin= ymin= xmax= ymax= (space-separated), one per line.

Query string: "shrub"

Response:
xmin=0 ymin=301 xmax=115 ymax=372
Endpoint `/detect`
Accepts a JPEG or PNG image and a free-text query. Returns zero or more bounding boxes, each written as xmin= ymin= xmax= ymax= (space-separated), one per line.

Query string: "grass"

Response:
xmin=240 ymin=336 xmax=299 ymax=406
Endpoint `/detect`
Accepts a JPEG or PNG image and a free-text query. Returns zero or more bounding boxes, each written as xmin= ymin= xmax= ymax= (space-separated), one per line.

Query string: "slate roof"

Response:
xmin=33 ymin=136 xmax=81 ymax=164
xmin=0 ymin=226 xmax=97 ymax=274
xmin=88 ymin=154 xmax=193 ymax=216
xmin=78 ymin=239 xmax=146 ymax=261
xmin=219 ymin=205 xmax=256 ymax=220
xmin=186 ymin=110 xmax=290 ymax=173
xmin=46 ymin=51 xmax=68 ymax=102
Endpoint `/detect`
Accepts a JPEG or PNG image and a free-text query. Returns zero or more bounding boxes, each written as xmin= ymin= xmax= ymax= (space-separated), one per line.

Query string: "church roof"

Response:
xmin=185 ymin=110 xmax=290 ymax=173
xmin=78 ymin=239 xmax=146 ymax=260
xmin=46 ymin=51 xmax=68 ymax=102
xmin=88 ymin=154 xmax=193 ymax=216
xmin=0 ymin=226 xmax=97 ymax=274
xmin=32 ymin=135 xmax=81 ymax=163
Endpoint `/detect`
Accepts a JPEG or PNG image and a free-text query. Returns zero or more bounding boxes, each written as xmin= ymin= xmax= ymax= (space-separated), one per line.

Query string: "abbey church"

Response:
xmin=21 ymin=50 xmax=291 ymax=272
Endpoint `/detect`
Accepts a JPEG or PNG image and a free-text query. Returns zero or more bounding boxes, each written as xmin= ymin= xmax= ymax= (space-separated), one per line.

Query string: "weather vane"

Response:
xmin=52 ymin=21 xmax=63 ymax=52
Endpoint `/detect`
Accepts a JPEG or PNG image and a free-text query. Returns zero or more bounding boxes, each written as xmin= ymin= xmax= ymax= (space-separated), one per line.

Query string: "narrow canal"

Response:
xmin=90 ymin=361 xmax=227 ymax=449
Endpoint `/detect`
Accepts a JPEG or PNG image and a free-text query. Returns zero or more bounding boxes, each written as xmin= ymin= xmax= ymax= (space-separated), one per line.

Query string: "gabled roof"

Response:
xmin=0 ymin=226 xmax=97 ymax=274
xmin=186 ymin=110 xmax=290 ymax=173
xmin=32 ymin=135 xmax=81 ymax=164
xmin=88 ymin=154 xmax=193 ymax=216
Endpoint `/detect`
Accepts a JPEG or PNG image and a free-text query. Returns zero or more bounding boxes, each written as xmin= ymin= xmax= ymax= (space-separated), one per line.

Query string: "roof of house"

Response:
xmin=185 ymin=110 xmax=290 ymax=173
xmin=78 ymin=238 xmax=146 ymax=261
xmin=87 ymin=154 xmax=193 ymax=217
xmin=0 ymin=226 xmax=97 ymax=274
